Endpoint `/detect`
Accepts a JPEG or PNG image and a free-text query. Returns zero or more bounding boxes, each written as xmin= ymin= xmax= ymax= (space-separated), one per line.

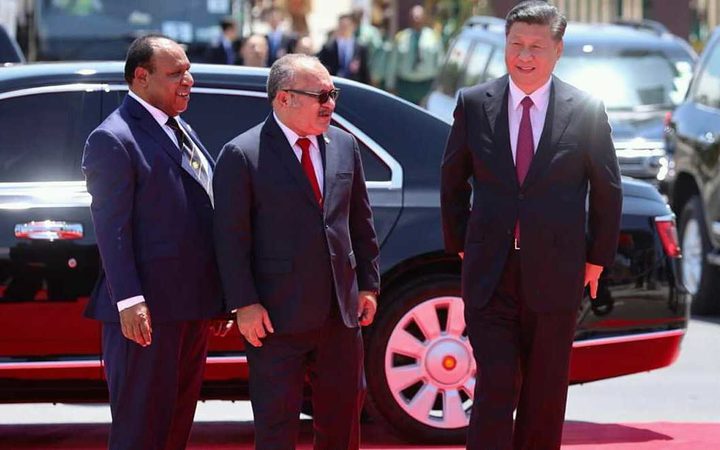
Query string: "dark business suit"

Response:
xmin=82 ymin=95 xmax=223 ymax=450
xmin=317 ymin=38 xmax=371 ymax=84
xmin=441 ymin=75 xmax=622 ymax=449
xmin=205 ymin=38 xmax=237 ymax=64
xmin=213 ymin=115 xmax=380 ymax=449
xmin=266 ymin=31 xmax=297 ymax=66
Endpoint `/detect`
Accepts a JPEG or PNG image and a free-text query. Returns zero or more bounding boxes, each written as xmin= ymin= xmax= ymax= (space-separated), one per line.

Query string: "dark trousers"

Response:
xmin=102 ymin=320 xmax=210 ymax=450
xmin=464 ymin=249 xmax=577 ymax=450
xmin=245 ymin=307 xmax=366 ymax=450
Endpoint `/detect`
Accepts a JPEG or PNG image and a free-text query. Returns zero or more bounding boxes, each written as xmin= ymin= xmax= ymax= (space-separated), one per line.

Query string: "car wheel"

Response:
xmin=365 ymin=274 xmax=472 ymax=443
xmin=679 ymin=196 xmax=720 ymax=315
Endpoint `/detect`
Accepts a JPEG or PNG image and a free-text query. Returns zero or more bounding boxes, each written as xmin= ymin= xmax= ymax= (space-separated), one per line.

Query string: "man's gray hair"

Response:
xmin=505 ymin=0 xmax=567 ymax=41
xmin=267 ymin=54 xmax=322 ymax=102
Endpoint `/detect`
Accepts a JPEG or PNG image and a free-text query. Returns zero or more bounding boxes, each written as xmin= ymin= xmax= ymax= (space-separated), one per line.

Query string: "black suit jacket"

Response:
xmin=82 ymin=95 xmax=224 ymax=323
xmin=441 ymin=75 xmax=622 ymax=313
xmin=213 ymin=115 xmax=380 ymax=334
xmin=204 ymin=39 xmax=236 ymax=64
xmin=317 ymin=38 xmax=370 ymax=84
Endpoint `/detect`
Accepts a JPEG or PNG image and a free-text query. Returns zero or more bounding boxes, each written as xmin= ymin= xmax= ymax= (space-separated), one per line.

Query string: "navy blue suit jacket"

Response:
xmin=213 ymin=115 xmax=380 ymax=334
xmin=82 ymin=95 xmax=224 ymax=323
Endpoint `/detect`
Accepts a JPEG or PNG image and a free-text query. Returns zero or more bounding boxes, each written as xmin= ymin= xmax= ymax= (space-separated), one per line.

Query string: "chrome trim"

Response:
xmin=0 ymin=83 xmax=403 ymax=191
xmin=712 ymin=221 xmax=720 ymax=237
xmin=0 ymin=181 xmax=90 ymax=210
xmin=0 ymin=355 xmax=248 ymax=371
xmin=0 ymin=83 xmax=111 ymax=100
xmin=15 ymin=220 xmax=83 ymax=240
xmin=654 ymin=214 xmax=677 ymax=223
xmin=572 ymin=329 xmax=685 ymax=348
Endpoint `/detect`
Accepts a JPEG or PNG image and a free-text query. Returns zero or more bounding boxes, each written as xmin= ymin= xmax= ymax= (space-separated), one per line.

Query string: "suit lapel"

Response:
xmin=483 ymin=76 xmax=518 ymax=187
xmin=124 ymin=96 xmax=183 ymax=167
xmin=262 ymin=116 xmax=323 ymax=212
xmin=319 ymin=132 xmax=336 ymax=218
xmin=522 ymin=77 xmax=574 ymax=189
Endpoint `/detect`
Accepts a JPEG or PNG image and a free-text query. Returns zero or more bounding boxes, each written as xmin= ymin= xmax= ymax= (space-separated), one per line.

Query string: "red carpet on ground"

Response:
xmin=0 ymin=421 xmax=718 ymax=449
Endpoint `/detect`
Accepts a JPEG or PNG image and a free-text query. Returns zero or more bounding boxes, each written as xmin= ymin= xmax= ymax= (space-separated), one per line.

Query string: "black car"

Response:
xmin=0 ymin=62 xmax=687 ymax=443
xmin=665 ymin=26 xmax=720 ymax=315
xmin=426 ymin=17 xmax=697 ymax=192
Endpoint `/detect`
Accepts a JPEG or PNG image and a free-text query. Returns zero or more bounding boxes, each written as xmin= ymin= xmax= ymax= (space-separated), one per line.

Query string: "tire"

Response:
xmin=365 ymin=274 xmax=471 ymax=443
xmin=678 ymin=196 xmax=720 ymax=315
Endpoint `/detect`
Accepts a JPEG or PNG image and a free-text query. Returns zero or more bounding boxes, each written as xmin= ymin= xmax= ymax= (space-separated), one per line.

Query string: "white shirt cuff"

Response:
xmin=117 ymin=295 xmax=145 ymax=312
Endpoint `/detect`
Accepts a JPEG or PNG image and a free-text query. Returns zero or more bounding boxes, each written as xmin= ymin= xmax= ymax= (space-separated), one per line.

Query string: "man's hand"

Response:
xmin=584 ymin=263 xmax=604 ymax=299
xmin=210 ymin=318 xmax=235 ymax=337
xmin=358 ymin=291 xmax=378 ymax=326
xmin=236 ymin=304 xmax=274 ymax=347
xmin=119 ymin=302 xmax=152 ymax=347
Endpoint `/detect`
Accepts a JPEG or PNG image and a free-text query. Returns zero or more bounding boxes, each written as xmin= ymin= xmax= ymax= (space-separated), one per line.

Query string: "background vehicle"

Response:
xmin=665 ymin=26 xmax=720 ymax=315
xmin=0 ymin=62 xmax=688 ymax=443
xmin=425 ymin=17 xmax=696 ymax=192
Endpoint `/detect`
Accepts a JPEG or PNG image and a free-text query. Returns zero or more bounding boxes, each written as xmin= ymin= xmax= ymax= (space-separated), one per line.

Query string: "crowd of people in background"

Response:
xmin=203 ymin=4 xmax=445 ymax=105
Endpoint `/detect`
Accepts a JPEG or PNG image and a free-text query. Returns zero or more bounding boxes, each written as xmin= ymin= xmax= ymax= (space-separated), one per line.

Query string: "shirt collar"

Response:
xmin=273 ymin=112 xmax=319 ymax=150
xmin=508 ymin=76 xmax=552 ymax=111
xmin=128 ymin=90 xmax=177 ymax=129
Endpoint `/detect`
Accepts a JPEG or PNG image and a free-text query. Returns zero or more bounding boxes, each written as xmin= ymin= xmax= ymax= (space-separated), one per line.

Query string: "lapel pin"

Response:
xmin=323 ymin=134 xmax=330 ymax=144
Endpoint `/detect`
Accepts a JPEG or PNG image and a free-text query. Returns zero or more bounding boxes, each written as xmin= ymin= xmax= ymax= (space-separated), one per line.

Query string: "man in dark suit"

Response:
xmin=318 ymin=14 xmax=370 ymax=84
xmin=440 ymin=2 xmax=622 ymax=449
xmin=205 ymin=17 xmax=239 ymax=65
xmin=82 ymin=35 xmax=223 ymax=450
xmin=213 ymin=54 xmax=380 ymax=449
xmin=265 ymin=6 xmax=297 ymax=66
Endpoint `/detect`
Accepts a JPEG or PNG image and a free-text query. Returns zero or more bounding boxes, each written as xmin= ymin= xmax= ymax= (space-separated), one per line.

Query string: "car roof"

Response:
xmin=459 ymin=17 xmax=695 ymax=56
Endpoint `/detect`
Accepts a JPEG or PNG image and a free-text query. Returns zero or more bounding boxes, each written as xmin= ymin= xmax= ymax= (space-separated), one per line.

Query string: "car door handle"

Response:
xmin=14 ymin=221 xmax=84 ymax=241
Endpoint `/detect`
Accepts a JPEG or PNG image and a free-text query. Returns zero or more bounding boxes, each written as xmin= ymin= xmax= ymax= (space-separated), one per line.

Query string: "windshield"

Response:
xmin=555 ymin=49 xmax=694 ymax=111
xmin=38 ymin=0 xmax=231 ymax=43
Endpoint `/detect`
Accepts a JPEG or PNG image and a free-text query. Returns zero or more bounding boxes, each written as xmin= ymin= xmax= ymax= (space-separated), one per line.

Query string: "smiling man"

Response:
xmin=440 ymin=2 xmax=622 ymax=449
xmin=82 ymin=35 xmax=223 ymax=449
xmin=213 ymin=54 xmax=380 ymax=449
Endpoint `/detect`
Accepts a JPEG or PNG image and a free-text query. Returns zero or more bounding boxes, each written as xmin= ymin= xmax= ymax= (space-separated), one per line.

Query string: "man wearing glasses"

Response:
xmin=213 ymin=54 xmax=380 ymax=449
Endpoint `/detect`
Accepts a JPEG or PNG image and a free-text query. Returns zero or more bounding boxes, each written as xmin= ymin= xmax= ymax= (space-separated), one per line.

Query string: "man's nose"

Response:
xmin=184 ymin=71 xmax=194 ymax=86
xmin=518 ymin=47 xmax=533 ymax=60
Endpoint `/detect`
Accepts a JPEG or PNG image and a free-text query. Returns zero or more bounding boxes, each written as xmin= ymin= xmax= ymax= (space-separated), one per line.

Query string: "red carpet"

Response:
xmin=0 ymin=421 xmax=718 ymax=449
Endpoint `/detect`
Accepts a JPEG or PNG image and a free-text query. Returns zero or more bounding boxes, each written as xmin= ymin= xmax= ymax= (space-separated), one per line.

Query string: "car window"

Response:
xmin=182 ymin=92 xmax=271 ymax=158
xmin=0 ymin=91 xmax=101 ymax=181
xmin=436 ymin=36 xmax=472 ymax=96
xmin=692 ymin=41 xmax=720 ymax=109
xmin=485 ymin=49 xmax=506 ymax=81
xmin=331 ymin=121 xmax=391 ymax=182
xmin=555 ymin=48 xmax=694 ymax=110
xmin=462 ymin=41 xmax=493 ymax=88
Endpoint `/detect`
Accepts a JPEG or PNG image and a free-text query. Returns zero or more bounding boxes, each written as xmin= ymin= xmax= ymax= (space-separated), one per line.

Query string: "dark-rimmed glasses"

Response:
xmin=283 ymin=88 xmax=340 ymax=104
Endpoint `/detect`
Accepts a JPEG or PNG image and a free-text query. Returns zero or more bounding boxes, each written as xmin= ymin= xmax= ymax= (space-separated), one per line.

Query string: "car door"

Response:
xmin=0 ymin=86 xmax=104 ymax=381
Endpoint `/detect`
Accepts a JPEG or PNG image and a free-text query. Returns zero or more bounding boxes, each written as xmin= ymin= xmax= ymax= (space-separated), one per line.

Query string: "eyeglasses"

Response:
xmin=283 ymin=88 xmax=340 ymax=104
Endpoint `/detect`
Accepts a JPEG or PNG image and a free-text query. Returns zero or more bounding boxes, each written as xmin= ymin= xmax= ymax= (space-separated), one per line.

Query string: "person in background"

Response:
xmin=265 ymin=6 xmax=297 ymax=66
xmin=318 ymin=13 xmax=370 ymax=84
xmin=385 ymin=4 xmax=443 ymax=104
xmin=205 ymin=16 xmax=239 ymax=65
xmin=238 ymin=33 xmax=269 ymax=68
xmin=351 ymin=7 xmax=384 ymax=86
xmin=292 ymin=35 xmax=315 ymax=55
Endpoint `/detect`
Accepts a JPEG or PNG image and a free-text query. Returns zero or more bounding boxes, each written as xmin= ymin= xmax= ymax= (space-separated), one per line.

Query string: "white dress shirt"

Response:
xmin=273 ymin=112 xmax=324 ymax=195
xmin=507 ymin=77 xmax=552 ymax=164
xmin=116 ymin=91 xmax=211 ymax=312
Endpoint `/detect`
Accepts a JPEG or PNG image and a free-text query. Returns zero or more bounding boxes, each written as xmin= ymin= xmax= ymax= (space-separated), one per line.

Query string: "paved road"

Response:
xmin=0 ymin=317 xmax=718 ymax=448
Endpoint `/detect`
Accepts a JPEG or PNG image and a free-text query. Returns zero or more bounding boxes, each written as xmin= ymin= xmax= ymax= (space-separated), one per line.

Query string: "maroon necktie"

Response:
xmin=296 ymin=137 xmax=323 ymax=207
xmin=515 ymin=96 xmax=534 ymax=247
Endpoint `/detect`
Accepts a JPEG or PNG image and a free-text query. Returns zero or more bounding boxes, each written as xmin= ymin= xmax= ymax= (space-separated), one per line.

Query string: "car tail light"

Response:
xmin=655 ymin=215 xmax=681 ymax=258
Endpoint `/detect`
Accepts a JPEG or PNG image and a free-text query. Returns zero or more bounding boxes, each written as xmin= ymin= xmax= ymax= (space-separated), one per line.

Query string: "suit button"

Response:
xmin=325 ymin=224 xmax=329 ymax=229
xmin=507 ymin=229 xmax=513 ymax=236
xmin=518 ymin=193 xmax=525 ymax=200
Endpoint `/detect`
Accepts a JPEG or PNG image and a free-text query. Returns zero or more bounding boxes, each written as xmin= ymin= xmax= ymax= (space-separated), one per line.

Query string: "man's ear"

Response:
xmin=134 ymin=66 xmax=149 ymax=87
xmin=276 ymin=90 xmax=290 ymax=108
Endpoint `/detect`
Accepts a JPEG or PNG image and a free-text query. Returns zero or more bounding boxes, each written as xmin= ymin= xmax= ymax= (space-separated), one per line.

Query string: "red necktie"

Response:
xmin=515 ymin=96 xmax=534 ymax=247
xmin=296 ymin=137 xmax=323 ymax=207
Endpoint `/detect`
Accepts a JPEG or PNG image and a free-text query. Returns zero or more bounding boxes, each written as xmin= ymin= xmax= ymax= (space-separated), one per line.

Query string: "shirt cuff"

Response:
xmin=117 ymin=295 xmax=145 ymax=312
